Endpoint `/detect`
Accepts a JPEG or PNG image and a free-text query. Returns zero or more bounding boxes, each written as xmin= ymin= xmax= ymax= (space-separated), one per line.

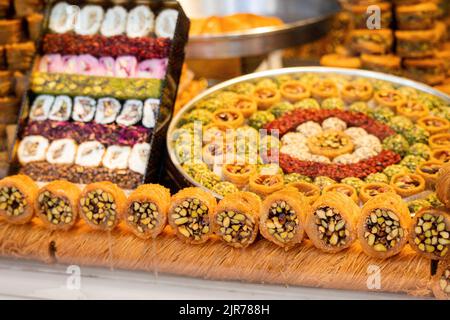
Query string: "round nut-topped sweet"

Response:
xmin=307 ymin=130 xmax=354 ymax=159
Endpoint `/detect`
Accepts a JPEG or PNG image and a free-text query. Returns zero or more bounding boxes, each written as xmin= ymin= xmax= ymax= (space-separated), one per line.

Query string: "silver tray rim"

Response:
xmin=167 ymin=66 xmax=450 ymax=199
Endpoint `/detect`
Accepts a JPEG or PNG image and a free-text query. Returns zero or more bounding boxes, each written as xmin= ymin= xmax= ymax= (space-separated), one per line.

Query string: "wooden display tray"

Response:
xmin=0 ymin=219 xmax=433 ymax=297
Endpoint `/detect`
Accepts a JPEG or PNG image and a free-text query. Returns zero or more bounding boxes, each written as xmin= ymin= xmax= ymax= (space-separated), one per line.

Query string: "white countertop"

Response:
xmin=0 ymin=258 xmax=424 ymax=300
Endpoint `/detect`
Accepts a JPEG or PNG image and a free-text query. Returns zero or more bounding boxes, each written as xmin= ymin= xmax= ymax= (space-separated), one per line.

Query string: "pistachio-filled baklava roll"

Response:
xmin=403 ymin=58 xmax=445 ymax=86
xmin=79 ymin=181 xmax=126 ymax=231
xmin=0 ymin=175 xmax=38 ymax=224
xmin=357 ymin=193 xmax=411 ymax=259
xmin=305 ymin=192 xmax=360 ymax=253
xmin=124 ymin=184 xmax=171 ymax=239
xmin=213 ymin=192 xmax=261 ymax=248
xmin=436 ymin=163 xmax=450 ymax=209
xmin=35 ymin=180 xmax=81 ymax=230
xmin=409 ymin=208 xmax=449 ymax=260
xmin=168 ymin=187 xmax=217 ymax=244
xmin=260 ymin=188 xmax=309 ymax=249
xmin=432 ymin=261 xmax=450 ymax=300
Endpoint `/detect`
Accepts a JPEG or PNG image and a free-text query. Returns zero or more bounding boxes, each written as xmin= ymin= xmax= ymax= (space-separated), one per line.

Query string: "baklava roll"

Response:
xmin=396 ymin=2 xmax=438 ymax=30
xmin=357 ymin=193 xmax=411 ymax=259
xmin=432 ymin=261 xmax=450 ymax=300
xmin=403 ymin=58 xmax=446 ymax=86
xmin=35 ymin=180 xmax=80 ymax=230
xmin=349 ymin=29 xmax=393 ymax=55
xmin=409 ymin=207 xmax=449 ymax=260
xmin=436 ymin=163 xmax=450 ymax=209
xmin=305 ymin=192 xmax=360 ymax=253
xmin=124 ymin=184 xmax=171 ymax=239
xmin=396 ymin=29 xmax=437 ymax=58
xmin=0 ymin=175 xmax=38 ymax=224
xmin=360 ymin=54 xmax=401 ymax=75
xmin=213 ymin=192 xmax=261 ymax=248
xmin=168 ymin=187 xmax=217 ymax=244
xmin=79 ymin=181 xmax=126 ymax=231
xmin=260 ymin=189 xmax=309 ymax=249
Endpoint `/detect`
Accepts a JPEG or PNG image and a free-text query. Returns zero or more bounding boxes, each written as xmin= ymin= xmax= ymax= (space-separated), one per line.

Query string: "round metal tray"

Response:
xmin=179 ymin=0 xmax=341 ymax=59
xmin=167 ymin=67 xmax=450 ymax=198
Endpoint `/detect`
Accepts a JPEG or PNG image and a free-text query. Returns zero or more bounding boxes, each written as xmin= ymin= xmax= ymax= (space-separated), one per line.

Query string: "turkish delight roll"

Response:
xmin=95 ymin=98 xmax=121 ymax=124
xmin=409 ymin=207 xmax=449 ymax=260
xmin=29 ymin=95 xmax=55 ymax=121
xmin=35 ymin=180 xmax=81 ymax=230
xmin=72 ymin=96 xmax=96 ymax=122
xmin=75 ymin=141 xmax=105 ymax=167
xmin=18 ymin=136 xmax=49 ymax=165
xmin=212 ymin=191 xmax=261 ymax=248
xmin=48 ymin=95 xmax=72 ymax=121
xmin=142 ymin=98 xmax=159 ymax=128
xmin=126 ymin=5 xmax=154 ymax=38
xmin=49 ymin=2 xmax=79 ymax=34
xmin=101 ymin=6 xmax=127 ymax=37
xmin=128 ymin=142 xmax=150 ymax=175
xmin=46 ymin=139 xmax=77 ymax=165
xmin=74 ymin=5 xmax=104 ymax=36
xmin=168 ymin=187 xmax=217 ymax=244
xmin=116 ymin=100 xmax=143 ymax=127
xmin=79 ymin=181 xmax=126 ymax=231
xmin=305 ymin=192 xmax=360 ymax=253
xmin=260 ymin=188 xmax=309 ymax=249
xmin=125 ymin=184 xmax=171 ymax=239
xmin=102 ymin=145 xmax=131 ymax=170
xmin=0 ymin=175 xmax=38 ymax=224
xmin=39 ymin=54 xmax=64 ymax=73
xmin=155 ymin=9 xmax=179 ymax=39
xmin=357 ymin=193 xmax=411 ymax=259
xmin=115 ymin=56 xmax=137 ymax=78
xmin=137 ymin=59 xmax=168 ymax=79
xmin=99 ymin=57 xmax=115 ymax=77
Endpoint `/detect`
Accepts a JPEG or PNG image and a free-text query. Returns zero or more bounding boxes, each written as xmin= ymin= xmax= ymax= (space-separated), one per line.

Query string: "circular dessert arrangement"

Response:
xmin=168 ymin=68 xmax=450 ymax=217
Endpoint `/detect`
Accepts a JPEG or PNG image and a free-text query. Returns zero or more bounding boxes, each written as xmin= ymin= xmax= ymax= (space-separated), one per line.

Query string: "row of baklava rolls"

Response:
xmin=0 ymin=173 xmax=448 ymax=261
